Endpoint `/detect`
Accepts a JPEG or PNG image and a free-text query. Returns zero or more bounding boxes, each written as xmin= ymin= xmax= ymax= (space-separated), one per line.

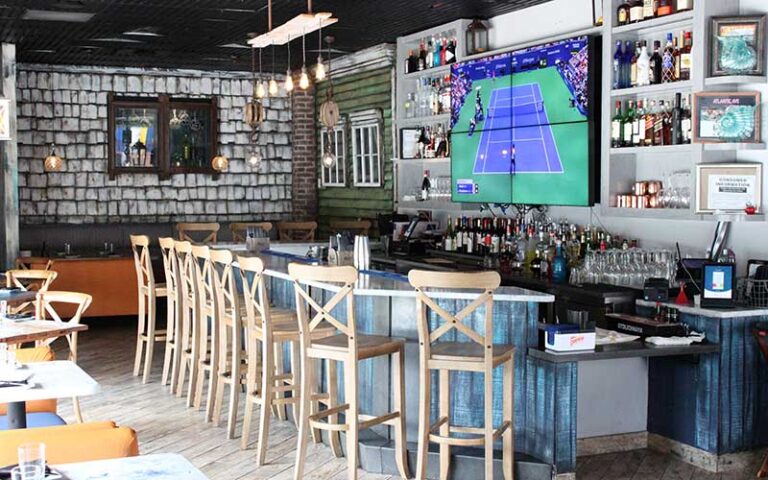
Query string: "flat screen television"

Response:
xmin=450 ymin=35 xmax=599 ymax=206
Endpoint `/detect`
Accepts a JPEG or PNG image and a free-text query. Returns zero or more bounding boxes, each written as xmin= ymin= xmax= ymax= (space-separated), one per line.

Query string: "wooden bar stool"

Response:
xmin=329 ymin=220 xmax=372 ymax=236
xmin=755 ymin=323 xmax=768 ymax=478
xmin=174 ymin=241 xmax=200 ymax=403
xmin=158 ymin=237 xmax=183 ymax=390
xmin=230 ymin=222 xmax=273 ymax=243
xmin=5 ymin=269 xmax=57 ymax=316
xmin=277 ymin=221 xmax=318 ymax=241
xmin=238 ymin=256 xmax=336 ymax=463
xmin=129 ymin=235 xmax=168 ymax=384
xmin=408 ymin=270 xmax=514 ymax=480
xmin=177 ymin=222 xmax=220 ymax=244
xmin=289 ymin=264 xmax=410 ymax=480
xmin=210 ymin=249 xmax=248 ymax=439
xmin=35 ymin=291 xmax=92 ymax=422
xmin=190 ymin=245 xmax=219 ymax=421
xmin=14 ymin=257 xmax=54 ymax=271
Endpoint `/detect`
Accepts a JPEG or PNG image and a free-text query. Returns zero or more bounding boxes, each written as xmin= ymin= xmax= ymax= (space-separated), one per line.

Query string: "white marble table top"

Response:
xmin=55 ymin=453 xmax=208 ymax=480
xmin=0 ymin=361 xmax=100 ymax=403
xmin=224 ymin=244 xmax=554 ymax=304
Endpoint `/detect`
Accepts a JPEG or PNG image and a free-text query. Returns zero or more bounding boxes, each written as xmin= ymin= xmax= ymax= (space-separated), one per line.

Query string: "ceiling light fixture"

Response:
xmin=256 ymin=48 xmax=266 ymax=99
xmin=123 ymin=27 xmax=163 ymax=37
xmin=315 ymin=19 xmax=326 ymax=81
xmin=44 ymin=143 xmax=63 ymax=172
xmin=299 ymin=30 xmax=309 ymax=90
xmin=90 ymin=37 xmax=143 ymax=43
xmin=246 ymin=0 xmax=336 ymax=49
xmin=218 ymin=43 xmax=250 ymax=49
xmin=22 ymin=9 xmax=95 ymax=22
xmin=269 ymin=43 xmax=278 ymax=96
xmin=284 ymin=35 xmax=294 ymax=93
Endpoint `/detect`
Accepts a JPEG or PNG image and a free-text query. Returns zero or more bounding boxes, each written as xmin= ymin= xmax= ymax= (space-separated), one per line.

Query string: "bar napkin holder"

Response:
xmin=328 ymin=234 xmax=354 ymax=266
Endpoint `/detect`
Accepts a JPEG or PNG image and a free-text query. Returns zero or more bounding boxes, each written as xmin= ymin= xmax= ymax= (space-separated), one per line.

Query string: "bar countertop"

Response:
xmin=221 ymin=244 xmax=555 ymax=304
xmin=528 ymin=340 xmax=721 ymax=363
xmin=636 ymin=299 xmax=768 ymax=318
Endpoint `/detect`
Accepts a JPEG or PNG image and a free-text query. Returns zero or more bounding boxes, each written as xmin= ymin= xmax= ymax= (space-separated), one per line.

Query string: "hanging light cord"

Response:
xmin=302 ymin=31 xmax=306 ymax=65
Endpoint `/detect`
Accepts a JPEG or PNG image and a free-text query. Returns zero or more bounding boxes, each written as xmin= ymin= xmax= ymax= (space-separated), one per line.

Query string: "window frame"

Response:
xmin=351 ymin=120 xmax=382 ymax=188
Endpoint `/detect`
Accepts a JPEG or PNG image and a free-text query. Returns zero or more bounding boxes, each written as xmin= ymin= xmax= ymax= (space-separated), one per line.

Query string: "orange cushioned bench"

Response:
xmin=0 ymin=421 xmax=139 ymax=465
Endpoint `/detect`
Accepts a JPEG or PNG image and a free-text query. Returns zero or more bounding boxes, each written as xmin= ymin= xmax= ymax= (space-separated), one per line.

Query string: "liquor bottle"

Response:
xmin=661 ymin=33 xmax=676 ymax=83
xmin=623 ymin=100 xmax=635 ymax=148
xmin=660 ymin=100 xmax=672 ymax=145
xmin=530 ymin=250 xmax=543 ymax=277
xmin=404 ymin=49 xmax=412 ymax=74
xmin=439 ymin=36 xmax=447 ymax=65
xmin=426 ymin=39 xmax=434 ymax=69
xmin=418 ymin=41 xmax=427 ymax=71
xmin=681 ymin=94 xmax=692 ymax=144
xmin=677 ymin=0 xmax=693 ymax=12
xmin=673 ymin=35 xmax=681 ymax=80
xmin=421 ymin=170 xmax=431 ymax=201
xmin=623 ymin=41 xmax=635 ymax=88
xmin=636 ymin=41 xmax=651 ymax=86
xmin=634 ymin=100 xmax=646 ymax=146
xmin=612 ymin=41 xmax=624 ymax=89
xmin=630 ymin=41 xmax=641 ymax=87
xmin=629 ymin=0 xmax=644 ymax=23
xmin=433 ymin=37 xmax=441 ymax=68
xmin=611 ymin=101 xmax=624 ymax=148
xmin=671 ymin=92 xmax=683 ymax=145
xmin=656 ymin=0 xmax=673 ymax=16
xmin=444 ymin=216 xmax=454 ymax=251
xmin=616 ymin=1 xmax=631 ymax=26
xmin=644 ymin=99 xmax=656 ymax=146
xmin=552 ymin=241 xmax=568 ymax=284
xmin=642 ymin=0 xmax=655 ymax=19
xmin=652 ymin=100 xmax=664 ymax=146
xmin=465 ymin=219 xmax=474 ymax=255
xmin=679 ymin=31 xmax=693 ymax=81
xmin=649 ymin=40 xmax=662 ymax=85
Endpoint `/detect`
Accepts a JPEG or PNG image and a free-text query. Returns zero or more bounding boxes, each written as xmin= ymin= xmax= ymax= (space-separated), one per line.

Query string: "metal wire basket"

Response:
xmin=738 ymin=278 xmax=768 ymax=308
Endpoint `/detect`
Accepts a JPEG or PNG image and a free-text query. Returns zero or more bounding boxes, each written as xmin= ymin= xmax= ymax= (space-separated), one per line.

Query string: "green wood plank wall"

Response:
xmin=315 ymin=67 xmax=394 ymax=239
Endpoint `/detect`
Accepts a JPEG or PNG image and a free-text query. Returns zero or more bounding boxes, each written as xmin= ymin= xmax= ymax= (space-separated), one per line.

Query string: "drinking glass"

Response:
xmin=18 ymin=443 xmax=45 ymax=479
xmin=11 ymin=465 xmax=44 ymax=480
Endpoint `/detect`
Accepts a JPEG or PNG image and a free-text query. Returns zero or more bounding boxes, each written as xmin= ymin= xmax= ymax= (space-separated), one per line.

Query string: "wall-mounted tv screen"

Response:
xmin=450 ymin=35 xmax=598 ymax=206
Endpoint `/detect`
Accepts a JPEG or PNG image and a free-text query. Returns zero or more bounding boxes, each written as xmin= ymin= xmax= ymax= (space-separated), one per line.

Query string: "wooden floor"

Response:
xmin=54 ymin=319 xmax=762 ymax=480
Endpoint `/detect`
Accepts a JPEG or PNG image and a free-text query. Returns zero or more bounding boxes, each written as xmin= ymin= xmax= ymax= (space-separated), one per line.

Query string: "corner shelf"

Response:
xmin=610 ymin=80 xmax=693 ymax=97
xmin=403 ymin=64 xmax=452 ymax=79
xmin=610 ymin=144 xmax=693 ymax=155
xmin=399 ymin=113 xmax=451 ymax=126
xmin=397 ymin=200 xmax=478 ymax=211
xmin=704 ymin=75 xmax=768 ymax=86
xmin=611 ymin=10 xmax=694 ymax=36
xmin=711 ymin=213 xmax=766 ymax=222
xmin=393 ymin=157 xmax=451 ymax=164
xmin=702 ymin=142 xmax=766 ymax=151
xmin=602 ymin=207 xmax=699 ymax=220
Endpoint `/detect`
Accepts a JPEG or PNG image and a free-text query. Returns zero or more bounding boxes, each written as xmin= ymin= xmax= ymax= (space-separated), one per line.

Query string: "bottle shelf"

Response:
xmin=602 ymin=206 xmax=699 ymax=220
xmin=610 ymin=144 xmax=693 ymax=155
xmin=403 ymin=64 xmax=452 ymax=79
xmin=612 ymin=10 xmax=695 ymax=36
xmin=610 ymin=80 xmax=693 ymax=98
xmin=711 ymin=212 xmax=766 ymax=223
xmin=397 ymin=199 xmax=478 ymax=211
xmin=393 ymin=157 xmax=451 ymax=164
xmin=704 ymin=75 xmax=768 ymax=86
xmin=398 ymin=113 xmax=451 ymax=126
xmin=702 ymin=142 xmax=766 ymax=151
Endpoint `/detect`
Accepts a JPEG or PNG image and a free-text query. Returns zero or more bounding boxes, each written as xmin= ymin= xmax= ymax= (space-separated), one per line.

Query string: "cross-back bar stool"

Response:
xmin=230 ymin=222 xmax=273 ymax=243
xmin=408 ymin=269 xmax=514 ymax=480
xmin=174 ymin=240 xmax=200 ymax=403
xmin=191 ymin=245 xmax=219 ymax=421
xmin=158 ymin=237 xmax=183 ymax=390
xmin=289 ymin=264 xmax=410 ymax=480
xmin=277 ymin=221 xmax=318 ymax=242
xmin=329 ymin=220 xmax=372 ymax=236
xmin=177 ymin=222 xmax=221 ymax=244
xmin=5 ymin=269 xmax=58 ymax=315
xmin=14 ymin=257 xmax=54 ymax=271
xmin=238 ymin=256 xmax=336 ymax=464
xmin=209 ymin=249 xmax=248 ymax=439
xmin=35 ymin=291 xmax=93 ymax=422
xmin=129 ymin=235 xmax=168 ymax=384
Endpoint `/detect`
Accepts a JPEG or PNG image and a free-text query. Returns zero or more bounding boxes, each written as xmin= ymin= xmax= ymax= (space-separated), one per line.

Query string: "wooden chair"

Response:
xmin=15 ymin=257 xmax=54 ymax=271
xmin=238 ymin=256 xmax=336 ymax=463
xmin=210 ymin=249 xmax=248 ymax=439
xmin=408 ymin=269 xmax=514 ymax=480
xmin=158 ymin=237 xmax=183 ymax=390
xmin=35 ymin=291 xmax=93 ymax=423
xmin=176 ymin=223 xmax=220 ymax=244
xmin=755 ymin=324 xmax=768 ymax=478
xmin=191 ymin=245 xmax=219 ymax=421
xmin=329 ymin=220 xmax=372 ymax=236
xmin=174 ymin=241 xmax=200 ymax=404
xmin=289 ymin=264 xmax=410 ymax=480
xmin=230 ymin=222 xmax=273 ymax=243
xmin=129 ymin=235 xmax=168 ymax=384
xmin=5 ymin=269 xmax=58 ymax=315
xmin=277 ymin=221 xmax=317 ymax=242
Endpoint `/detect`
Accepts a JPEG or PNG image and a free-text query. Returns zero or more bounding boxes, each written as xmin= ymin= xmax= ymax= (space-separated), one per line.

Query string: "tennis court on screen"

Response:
xmin=472 ymin=83 xmax=563 ymax=175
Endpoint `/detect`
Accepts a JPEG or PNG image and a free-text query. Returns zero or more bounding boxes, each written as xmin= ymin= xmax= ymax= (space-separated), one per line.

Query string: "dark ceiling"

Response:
xmin=0 ymin=0 xmax=550 ymax=72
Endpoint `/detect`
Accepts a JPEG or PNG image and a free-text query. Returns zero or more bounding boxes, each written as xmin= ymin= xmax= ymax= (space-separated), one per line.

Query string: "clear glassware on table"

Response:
xmin=17 ymin=443 xmax=45 ymax=480
xmin=11 ymin=465 xmax=44 ymax=480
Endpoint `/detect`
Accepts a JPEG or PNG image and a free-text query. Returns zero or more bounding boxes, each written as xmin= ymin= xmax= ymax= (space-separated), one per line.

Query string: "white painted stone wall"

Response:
xmin=16 ymin=64 xmax=293 ymax=224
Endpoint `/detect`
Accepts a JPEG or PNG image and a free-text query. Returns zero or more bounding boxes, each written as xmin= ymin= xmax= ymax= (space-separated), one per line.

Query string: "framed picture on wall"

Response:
xmin=591 ymin=0 xmax=603 ymax=27
xmin=692 ymin=91 xmax=761 ymax=143
xmin=710 ymin=15 xmax=766 ymax=77
xmin=400 ymin=128 xmax=422 ymax=159
xmin=695 ymin=163 xmax=763 ymax=214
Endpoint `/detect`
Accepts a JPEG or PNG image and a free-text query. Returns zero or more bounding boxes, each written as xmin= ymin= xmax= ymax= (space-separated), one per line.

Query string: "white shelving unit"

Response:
xmin=600 ymin=0 xmax=765 ymax=222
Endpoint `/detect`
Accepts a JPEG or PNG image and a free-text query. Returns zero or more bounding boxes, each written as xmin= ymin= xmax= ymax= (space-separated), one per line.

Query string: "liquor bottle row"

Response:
xmin=616 ymin=0 xmax=693 ymax=27
xmin=403 ymin=35 xmax=458 ymax=74
xmin=611 ymin=93 xmax=692 ymax=148
xmin=404 ymin=75 xmax=451 ymax=119
xmin=416 ymin=123 xmax=451 ymax=159
xmin=613 ymin=30 xmax=692 ymax=89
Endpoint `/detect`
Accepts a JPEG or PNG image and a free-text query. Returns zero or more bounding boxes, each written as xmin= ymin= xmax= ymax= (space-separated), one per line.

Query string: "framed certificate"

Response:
xmin=695 ymin=163 xmax=763 ymax=213
xmin=399 ymin=128 xmax=422 ymax=159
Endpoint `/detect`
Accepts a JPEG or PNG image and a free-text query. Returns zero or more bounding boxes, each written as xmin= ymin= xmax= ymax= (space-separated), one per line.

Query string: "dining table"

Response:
xmin=54 ymin=453 xmax=209 ymax=479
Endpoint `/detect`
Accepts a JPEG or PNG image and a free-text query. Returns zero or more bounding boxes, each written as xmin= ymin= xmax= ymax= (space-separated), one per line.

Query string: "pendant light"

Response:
xmin=44 ymin=143 xmax=63 ymax=172
xmin=269 ymin=43 xmax=279 ymax=96
xmin=256 ymin=48 xmax=266 ymax=99
xmin=299 ymin=31 xmax=310 ymax=90
xmin=321 ymin=131 xmax=336 ymax=168
xmin=211 ymin=154 xmax=229 ymax=171
xmin=315 ymin=19 xmax=326 ymax=81
xmin=247 ymin=148 xmax=263 ymax=170
xmin=284 ymin=36 xmax=294 ymax=93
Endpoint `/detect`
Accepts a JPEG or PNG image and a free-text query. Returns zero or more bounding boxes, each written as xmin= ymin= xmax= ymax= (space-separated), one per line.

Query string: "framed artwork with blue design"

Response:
xmin=710 ymin=15 xmax=765 ymax=77
xmin=692 ymin=91 xmax=761 ymax=144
